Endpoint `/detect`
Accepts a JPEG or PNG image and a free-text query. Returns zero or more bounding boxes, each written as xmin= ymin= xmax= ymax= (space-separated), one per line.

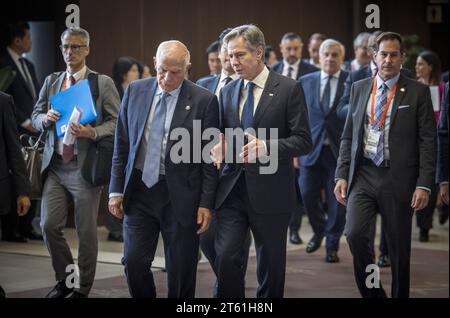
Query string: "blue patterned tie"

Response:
xmin=142 ymin=92 xmax=169 ymax=188
xmin=241 ymin=82 xmax=255 ymax=131
xmin=321 ymin=75 xmax=332 ymax=113
xmin=371 ymin=83 xmax=388 ymax=166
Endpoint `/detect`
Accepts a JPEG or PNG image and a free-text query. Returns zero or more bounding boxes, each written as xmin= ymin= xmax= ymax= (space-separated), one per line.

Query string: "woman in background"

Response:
xmin=112 ymin=56 xmax=140 ymax=100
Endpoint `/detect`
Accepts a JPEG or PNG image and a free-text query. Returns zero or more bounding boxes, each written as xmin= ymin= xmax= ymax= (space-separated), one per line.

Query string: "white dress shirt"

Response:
xmin=214 ymin=71 xmax=238 ymax=97
xmin=282 ymin=59 xmax=300 ymax=80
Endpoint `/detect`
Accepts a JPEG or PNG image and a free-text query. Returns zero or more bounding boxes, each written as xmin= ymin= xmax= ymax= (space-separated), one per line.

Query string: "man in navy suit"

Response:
xmin=298 ymin=39 xmax=348 ymax=263
xmin=438 ymin=83 xmax=448 ymax=206
xmin=271 ymin=32 xmax=319 ymax=81
xmin=211 ymin=25 xmax=312 ymax=298
xmin=108 ymin=40 xmax=219 ymax=298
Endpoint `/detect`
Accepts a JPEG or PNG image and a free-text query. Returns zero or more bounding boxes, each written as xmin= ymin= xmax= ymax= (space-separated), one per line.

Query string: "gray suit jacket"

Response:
xmin=31 ymin=67 xmax=120 ymax=177
xmin=335 ymin=73 xmax=437 ymax=202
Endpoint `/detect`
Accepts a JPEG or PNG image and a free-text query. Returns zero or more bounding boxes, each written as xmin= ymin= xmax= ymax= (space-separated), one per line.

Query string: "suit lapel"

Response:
xmin=330 ymin=72 xmax=347 ymax=111
xmin=389 ymin=75 xmax=407 ymax=127
xmin=212 ymin=76 xmax=220 ymax=93
xmin=136 ymin=79 xmax=158 ymax=146
xmin=231 ymin=80 xmax=243 ymax=126
xmin=166 ymin=80 xmax=192 ymax=156
xmin=6 ymin=53 xmax=33 ymax=98
xmin=356 ymin=78 xmax=374 ymax=133
xmin=253 ymin=72 xmax=278 ymax=127
xmin=315 ymin=73 xmax=324 ymax=114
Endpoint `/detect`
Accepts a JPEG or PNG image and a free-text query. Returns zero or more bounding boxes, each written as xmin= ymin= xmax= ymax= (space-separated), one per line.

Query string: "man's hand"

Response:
xmin=196 ymin=207 xmax=212 ymax=234
xmin=240 ymin=133 xmax=267 ymax=163
xmin=108 ymin=196 xmax=124 ymax=220
xmin=293 ymin=157 xmax=300 ymax=169
xmin=44 ymin=109 xmax=60 ymax=127
xmin=17 ymin=195 xmax=31 ymax=216
xmin=334 ymin=179 xmax=348 ymax=206
xmin=210 ymin=133 xmax=226 ymax=170
xmin=440 ymin=183 xmax=449 ymax=205
xmin=411 ymin=188 xmax=430 ymax=212
xmin=24 ymin=122 xmax=39 ymax=134
xmin=69 ymin=123 xmax=96 ymax=140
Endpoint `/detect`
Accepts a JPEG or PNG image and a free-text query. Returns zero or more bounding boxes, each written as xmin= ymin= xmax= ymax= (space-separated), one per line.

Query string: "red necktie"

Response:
xmin=62 ymin=76 xmax=76 ymax=162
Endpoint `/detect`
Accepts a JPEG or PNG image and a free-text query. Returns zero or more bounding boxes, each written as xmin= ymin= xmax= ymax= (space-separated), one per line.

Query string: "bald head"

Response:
xmin=154 ymin=40 xmax=191 ymax=92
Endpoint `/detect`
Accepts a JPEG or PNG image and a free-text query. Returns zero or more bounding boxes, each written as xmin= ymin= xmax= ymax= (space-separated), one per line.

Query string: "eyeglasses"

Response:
xmin=59 ymin=44 xmax=88 ymax=53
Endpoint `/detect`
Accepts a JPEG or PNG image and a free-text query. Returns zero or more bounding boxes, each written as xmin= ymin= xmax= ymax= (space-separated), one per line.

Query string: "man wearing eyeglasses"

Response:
xmin=31 ymin=27 xmax=120 ymax=298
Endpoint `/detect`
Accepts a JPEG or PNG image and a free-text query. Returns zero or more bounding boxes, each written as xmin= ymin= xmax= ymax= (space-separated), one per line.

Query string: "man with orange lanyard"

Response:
xmin=334 ymin=32 xmax=436 ymax=298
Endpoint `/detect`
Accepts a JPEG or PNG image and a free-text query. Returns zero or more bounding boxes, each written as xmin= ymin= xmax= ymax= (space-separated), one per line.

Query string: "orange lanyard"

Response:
xmin=370 ymin=78 xmax=398 ymax=129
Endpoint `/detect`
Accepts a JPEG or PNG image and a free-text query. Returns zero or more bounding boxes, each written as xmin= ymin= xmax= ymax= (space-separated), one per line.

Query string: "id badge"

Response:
xmin=366 ymin=129 xmax=381 ymax=156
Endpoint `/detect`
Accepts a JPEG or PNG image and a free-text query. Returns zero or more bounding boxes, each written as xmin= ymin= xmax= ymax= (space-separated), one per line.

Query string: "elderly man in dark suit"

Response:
xmin=298 ymin=39 xmax=348 ymax=263
xmin=108 ymin=40 xmax=219 ymax=298
xmin=211 ymin=24 xmax=312 ymax=298
xmin=334 ymin=32 xmax=437 ymax=298
xmin=0 ymin=92 xmax=31 ymax=297
xmin=32 ymin=27 xmax=119 ymax=298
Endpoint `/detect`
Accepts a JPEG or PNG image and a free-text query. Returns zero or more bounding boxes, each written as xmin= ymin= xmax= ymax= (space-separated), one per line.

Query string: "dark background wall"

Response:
xmin=1 ymin=0 xmax=448 ymax=82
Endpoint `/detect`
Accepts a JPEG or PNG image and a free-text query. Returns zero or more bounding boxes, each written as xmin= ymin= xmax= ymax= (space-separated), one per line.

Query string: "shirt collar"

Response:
xmin=376 ymin=72 xmax=400 ymax=91
xmin=67 ymin=65 xmax=87 ymax=82
xmin=220 ymin=71 xmax=238 ymax=82
xmin=320 ymin=70 xmax=341 ymax=81
xmin=157 ymin=81 xmax=183 ymax=99
xmin=283 ymin=58 xmax=301 ymax=69
xmin=244 ymin=66 xmax=270 ymax=90
xmin=6 ymin=46 xmax=22 ymax=63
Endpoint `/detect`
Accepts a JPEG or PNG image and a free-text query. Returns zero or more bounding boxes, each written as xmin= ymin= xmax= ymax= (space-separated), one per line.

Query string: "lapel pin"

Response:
xmin=269 ymin=93 xmax=274 ymax=97
xmin=185 ymin=105 xmax=191 ymax=111
xmin=400 ymin=88 xmax=405 ymax=92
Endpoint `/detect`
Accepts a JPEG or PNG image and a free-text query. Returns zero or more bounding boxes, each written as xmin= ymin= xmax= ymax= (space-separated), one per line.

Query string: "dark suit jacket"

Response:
xmin=109 ymin=78 xmax=220 ymax=226
xmin=335 ymin=74 xmax=437 ymax=202
xmin=196 ymin=75 xmax=220 ymax=93
xmin=337 ymin=65 xmax=414 ymax=120
xmin=271 ymin=60 xmax=319 ymax=80
xmin=0 ymin=92 xmax=31 ymax=215
xmin=215 ymin=70 xmax=312 ymax=214
xmin=0 ymin=52 xmax=40 ymax=129
xmin=437 ymin=82 xmax=449 ymax=183
xmin=299 ymin=70 xmax=348 ymax=166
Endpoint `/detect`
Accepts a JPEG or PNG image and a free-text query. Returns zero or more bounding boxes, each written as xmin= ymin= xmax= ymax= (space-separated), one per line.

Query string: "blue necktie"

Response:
xmin=241 ymin=82 xmax=255 ymax=131
xmin=371 ymin=83 xmax=388 ymax=166
xmin=142 ymin=92 xmax=169 ymax=188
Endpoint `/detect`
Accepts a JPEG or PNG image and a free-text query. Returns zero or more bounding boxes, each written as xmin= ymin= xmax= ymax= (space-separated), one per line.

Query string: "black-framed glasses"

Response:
xmin=59 ymin=44 xmax=88 ymax=52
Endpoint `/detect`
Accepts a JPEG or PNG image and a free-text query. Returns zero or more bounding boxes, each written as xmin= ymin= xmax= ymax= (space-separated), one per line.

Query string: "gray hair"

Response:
xmin=61 ymin=27 xmax=90 ymax=47
xmin=223 ymin=24 xmax=266 ymax=55
xmin=156 ymin=40 xmax=191 ymax=67
xmin=353 ymin=32 xmax=370 ymax=50
xmin=319 ymin=39 xmax=344 ymax=57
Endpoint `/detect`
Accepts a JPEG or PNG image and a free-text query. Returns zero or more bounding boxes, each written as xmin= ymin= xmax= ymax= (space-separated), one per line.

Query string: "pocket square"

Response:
xmin=398 ymin=105 xmax=410 ymax=110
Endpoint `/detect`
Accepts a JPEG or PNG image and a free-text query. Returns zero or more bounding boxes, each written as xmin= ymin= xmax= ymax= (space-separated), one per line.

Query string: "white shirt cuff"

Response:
xmin=109 ymin=193 xmax=123 ymax=199
xmin=21 ymin=119 xmax=32 ymax=128
xmin=417 ymin=186 xmax=431 ymax=193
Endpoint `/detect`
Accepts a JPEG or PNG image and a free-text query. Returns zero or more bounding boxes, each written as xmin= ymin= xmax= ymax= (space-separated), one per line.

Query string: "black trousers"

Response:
xmin=122 ymin=170 xmax=199 ymax=298
xmin=215 ymin=173 xmax=291 ymax=298
xmin=345 ymin=164 xmax=413 ymax=298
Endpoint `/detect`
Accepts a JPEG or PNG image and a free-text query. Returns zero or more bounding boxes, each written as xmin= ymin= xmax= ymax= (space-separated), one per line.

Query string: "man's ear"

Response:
xmin=153 ymin=56 xmax=157 ymax=69
xmin=186 ymin=63 xmax=192 ymax=71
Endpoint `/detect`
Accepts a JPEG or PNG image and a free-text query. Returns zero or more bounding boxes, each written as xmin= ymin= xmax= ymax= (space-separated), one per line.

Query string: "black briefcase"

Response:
xmin=81 ymin=135 xmax=114 ymax=186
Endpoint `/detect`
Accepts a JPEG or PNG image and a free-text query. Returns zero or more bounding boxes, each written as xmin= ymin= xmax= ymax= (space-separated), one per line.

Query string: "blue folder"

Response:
xmin=50 ymin=79 xmax=98 ymax=137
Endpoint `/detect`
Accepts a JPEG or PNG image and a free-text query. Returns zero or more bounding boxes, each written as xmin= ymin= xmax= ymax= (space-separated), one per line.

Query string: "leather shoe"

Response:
xmin=377 ymin=254 xmax=391 ymax=268
xmin=419 ymin=228 xmax=429 ymax=242
xmin=306 ymin=234 xmax=323 ymax=253
xmin=46 ymin=280 xmax=73 ymax=298
xmin=107 ymin=232 xmax=123 ymax=242
xmin=3 ymin=232 xmax=28 ymax=243
xmin=69 ymin=291 xmax=87 ymax=298
xmin=325 ymin=250 xmax=340 ymax=263
xmin=27 ymin=230 xmax=43 ymax=240
xmin=289 ymin=231 xmax=303 ymax=245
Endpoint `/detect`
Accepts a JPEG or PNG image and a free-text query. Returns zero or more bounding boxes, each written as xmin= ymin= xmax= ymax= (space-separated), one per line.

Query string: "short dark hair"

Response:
xmin=219 ymin=28 xmax=233 ymax=49
xmin=375 ymin=31 xmax=404 ymax=54
xmin=112 ymin=56 xmax=139 ymax=86
xmin=206 ymin=40 xmax=220 ymax=55
xmin=309 ymin=33 xmax=326 ymax=43
xmin=264 ymin=45 xmax=274 ymax=61
xmin=281 ymin=32 xmax=302 ymax=43
xmin=6 ymin=22 xmax=30 ymax=45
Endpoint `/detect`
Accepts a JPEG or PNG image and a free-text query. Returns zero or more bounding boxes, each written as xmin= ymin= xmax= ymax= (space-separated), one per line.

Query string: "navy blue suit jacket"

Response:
xmin=215 ymin=71 xmax=312 ymax=214
xmin=437 ymin=83 xmax=449 ymax=183
xmin=196 ymin=75 xmax=220 ymax=93
xmin=299 ymin=70 xmax=348 ymax=166
xmin=271 ymin=60 xmax=319 ymax=80
xmin=109 ymin=78 xmax=220 ymax=226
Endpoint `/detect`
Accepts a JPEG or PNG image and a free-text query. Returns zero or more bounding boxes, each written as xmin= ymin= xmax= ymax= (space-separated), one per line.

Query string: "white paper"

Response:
xmin=63 ymin=106 xmax=83 ymax=146
xmin=429 ymin=86 xmax=440 ymax=112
